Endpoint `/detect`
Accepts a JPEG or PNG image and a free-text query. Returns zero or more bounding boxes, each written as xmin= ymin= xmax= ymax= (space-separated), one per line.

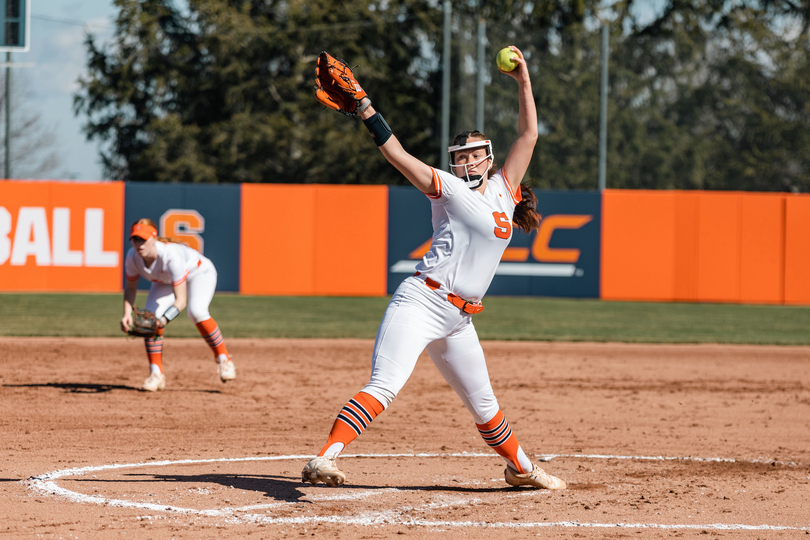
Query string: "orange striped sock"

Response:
xmin=145 ymin=328 xmax=164 ymax=373
xmin=195 ymin=317 xmax=229 ymax=359
xmin=476 ymin=409 xmax=531 ymax=474
xmin=318 ymin=392 xmax=385 ymax=458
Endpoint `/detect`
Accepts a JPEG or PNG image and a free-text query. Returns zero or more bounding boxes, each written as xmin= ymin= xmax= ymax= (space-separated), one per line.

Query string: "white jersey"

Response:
xmin=125 ymin=241 xmax=203 ymax=286
xmin=414 ymin=167 xmax=521 ymax=302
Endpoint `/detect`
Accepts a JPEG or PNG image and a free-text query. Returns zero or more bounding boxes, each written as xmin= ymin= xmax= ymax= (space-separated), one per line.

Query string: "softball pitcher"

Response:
xmin=120 ymin=218 xmax=236 ymax=391
xmin=303 ymin=47 xmax=565 ymax=490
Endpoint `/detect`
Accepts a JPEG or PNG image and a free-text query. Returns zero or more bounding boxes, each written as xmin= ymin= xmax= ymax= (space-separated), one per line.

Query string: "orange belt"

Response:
xmin=414 ymin=272 xmax=484 ymax=314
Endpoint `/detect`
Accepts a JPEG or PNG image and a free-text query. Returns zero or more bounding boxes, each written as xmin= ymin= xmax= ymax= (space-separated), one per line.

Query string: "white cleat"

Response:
xmin=142 ymin=372 xmax=166 ymax=392
xmin=218 ymin=359 xmax=236 ymax=382
xmin=505 ymin=463 xmax=566 ymax=490
xmin=301 ymin=456 xmax=346 ymax=486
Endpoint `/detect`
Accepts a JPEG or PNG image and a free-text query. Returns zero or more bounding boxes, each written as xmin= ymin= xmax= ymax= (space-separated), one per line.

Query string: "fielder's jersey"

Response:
xmin=125 ymin=241 xmax=203 ymax=286
xmin=415 ymin=167 xmax=521 ymax=302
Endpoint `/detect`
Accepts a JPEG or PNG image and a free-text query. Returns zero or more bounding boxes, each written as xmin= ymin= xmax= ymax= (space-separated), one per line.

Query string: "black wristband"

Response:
xmin=162 ymin=306 xmax=180 ymax=323
xmin=363 ymin=112 xmax=392 ymax=147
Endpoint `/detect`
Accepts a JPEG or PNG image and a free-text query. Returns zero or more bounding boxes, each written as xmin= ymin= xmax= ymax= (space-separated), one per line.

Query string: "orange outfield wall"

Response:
xmin=0 ymin=180 xmax=124 ymax=292
xmin=739 ymin=193 xmax=785 ymax=304
xmin=240 ymin=184 xmax=388 ymax=296
xmin=599 ymin=190 xmax=677 ymax=302
xmin=784 ymin=195 xmax=810 ymax=304
xmin=601 ymin=190 xmax=800 ymax=304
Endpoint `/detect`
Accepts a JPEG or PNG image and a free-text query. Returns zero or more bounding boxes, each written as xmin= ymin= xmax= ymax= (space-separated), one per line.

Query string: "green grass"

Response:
xmin=1 ymin=292 xmax=809 ymax=344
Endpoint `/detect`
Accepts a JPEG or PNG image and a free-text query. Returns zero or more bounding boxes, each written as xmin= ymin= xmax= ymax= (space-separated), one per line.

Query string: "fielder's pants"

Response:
xmin=145 ymin=257 xmax=218 ymax=324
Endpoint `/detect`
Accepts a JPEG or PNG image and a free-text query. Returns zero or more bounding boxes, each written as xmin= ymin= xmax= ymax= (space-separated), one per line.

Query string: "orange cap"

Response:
xmin=130 ymin=223 xmax=157 ymax=240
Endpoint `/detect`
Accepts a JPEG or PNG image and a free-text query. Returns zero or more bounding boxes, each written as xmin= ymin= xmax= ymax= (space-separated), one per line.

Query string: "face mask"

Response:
xmin=448 ymin=136 xmax=493 ymax=190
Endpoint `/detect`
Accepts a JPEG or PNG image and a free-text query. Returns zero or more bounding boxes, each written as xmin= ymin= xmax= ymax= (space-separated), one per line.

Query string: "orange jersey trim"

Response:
xmin=172 ymin=270 xmax=190 ymax=287
xmin=426 ymin=168 xmax=443 ymax=199
xmin=501 ymin=168 xmax=521 ymax=205
xmin=171 ymin=258 xmax=200 ymax=286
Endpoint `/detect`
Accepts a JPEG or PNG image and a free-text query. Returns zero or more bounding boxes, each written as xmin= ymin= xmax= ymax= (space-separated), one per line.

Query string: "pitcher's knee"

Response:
xmin=470 ymin=394 xmax=500 ymax=425
xmin=359 ymin=385 xmax=395 ymax=410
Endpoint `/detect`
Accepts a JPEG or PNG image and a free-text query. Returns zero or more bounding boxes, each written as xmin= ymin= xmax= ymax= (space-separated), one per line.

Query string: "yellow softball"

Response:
xmin=496 ymin=47 xmax=519 ymax=72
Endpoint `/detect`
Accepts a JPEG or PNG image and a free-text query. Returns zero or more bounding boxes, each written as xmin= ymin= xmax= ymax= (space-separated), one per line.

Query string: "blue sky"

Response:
xmin=22 ymin=0 xmax=115 ymax=180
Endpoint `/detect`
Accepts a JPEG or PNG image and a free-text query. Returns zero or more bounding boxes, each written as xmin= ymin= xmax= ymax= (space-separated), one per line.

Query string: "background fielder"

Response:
xmin=120 ymin=218 xmax=236 ymax=391
xmin=303 ymin=46 xmax=565 ymax=490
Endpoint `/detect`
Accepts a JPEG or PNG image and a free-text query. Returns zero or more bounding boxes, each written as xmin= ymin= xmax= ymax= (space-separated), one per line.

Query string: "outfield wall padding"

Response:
xmin=240 ymin=184 xmax=388 ymax=296
xmin=1 ymin=180 xmax=808 ymax=305
xmin=123 ymin=182 xmax=241 ymax=292
xmin=784 ymin=195 xmax=810 ymax=305
xmin=0 ymin=180 xmax=124 ymax=292
xmin=386 ymin=187 xmax=601 ymax=297
xmin=601 ymin=190 xmax=803 ymax=304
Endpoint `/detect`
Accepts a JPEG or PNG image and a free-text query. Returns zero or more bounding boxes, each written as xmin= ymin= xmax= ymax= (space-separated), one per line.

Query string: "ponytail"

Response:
xmin=513 ymin=184 xmax=540 ymax=233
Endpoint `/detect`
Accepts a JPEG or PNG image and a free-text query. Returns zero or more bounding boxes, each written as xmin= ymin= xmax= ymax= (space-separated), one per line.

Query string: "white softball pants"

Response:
xmin=145 ymin=257 xmax=218 ymax=323
xmin=361 ymin=276 xmax=500 ymax=425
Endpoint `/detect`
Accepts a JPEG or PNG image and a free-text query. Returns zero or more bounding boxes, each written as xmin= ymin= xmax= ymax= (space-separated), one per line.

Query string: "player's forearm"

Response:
xmin=122 ymin=287 xmax=137 ymax=315
xmin=172 ymin=283 xmax=188 ymax=313
xmin=358 ymin=98 xmax=375 ymax=121
xmin=517 ymin=79 xmax=538 ymax=141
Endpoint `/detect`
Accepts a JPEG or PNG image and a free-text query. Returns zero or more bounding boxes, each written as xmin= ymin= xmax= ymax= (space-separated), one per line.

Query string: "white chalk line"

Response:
xmin=26 ymin=453 xmax=809 ymax=531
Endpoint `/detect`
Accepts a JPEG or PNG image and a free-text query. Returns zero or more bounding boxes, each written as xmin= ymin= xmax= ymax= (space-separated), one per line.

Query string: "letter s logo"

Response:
xmin=160 ymin=210 xmax=205 ymax=253
xmin=493 ymin=212 xmax=511 ymax=239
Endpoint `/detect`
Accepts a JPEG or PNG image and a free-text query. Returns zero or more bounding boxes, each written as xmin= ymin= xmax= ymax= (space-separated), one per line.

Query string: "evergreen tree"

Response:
xmin=518 ymin=0 xmax=810 ymax=191
xmin=74 ymin=0 xmax=442 ymax=183
xmin=75 ymin=0 xmax=810 ymax=190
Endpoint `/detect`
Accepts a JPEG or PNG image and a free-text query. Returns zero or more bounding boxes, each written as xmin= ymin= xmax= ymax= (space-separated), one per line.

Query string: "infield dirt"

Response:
xmin=1 ymin=337 xmax=809 ymax=539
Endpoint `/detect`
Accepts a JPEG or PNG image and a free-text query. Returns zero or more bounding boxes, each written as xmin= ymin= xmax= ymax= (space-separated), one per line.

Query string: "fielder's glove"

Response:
xmin=128 ymin=307 xmax=159 ymax=338
xmin=315 ymin=51 xmax=370 ymax=116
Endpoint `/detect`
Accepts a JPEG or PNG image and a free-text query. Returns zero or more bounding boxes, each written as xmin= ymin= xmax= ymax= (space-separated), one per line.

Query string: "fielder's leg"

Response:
xmin=142 ymin=328 xmax=166 ymax=392
xmin=187 ymin=260 xmax=235 ymax=382
xmin=194 ymin=317 xmax=235 ymax=381
xmin=142 ymin=283 xmax=174 ymax=392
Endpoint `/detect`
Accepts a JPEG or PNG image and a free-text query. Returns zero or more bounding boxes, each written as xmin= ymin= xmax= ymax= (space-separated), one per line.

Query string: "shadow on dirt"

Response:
xmin=3 ymin=382 xmax=138 ymax=393
xmin=70 ymin=471 xmax=513 ymax=502
xmin=73 ymin=472 xmax=309 ymax=502
xmin=3 ymin=383 xmax=222 ymax=394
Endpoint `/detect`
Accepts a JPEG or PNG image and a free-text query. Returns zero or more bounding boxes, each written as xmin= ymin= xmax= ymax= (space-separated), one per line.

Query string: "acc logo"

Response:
xmin=0 ymin=207 xmax=118 ymax=267
xmin=160 ymin=209 xmax=205 ymax=254
xmin=393 ymin=214 xmax=593 ymax=278
xmin=408 ymin=214 xmax=593 ymax=263
xmin=509 ymin=214 xmax=593 ymax=263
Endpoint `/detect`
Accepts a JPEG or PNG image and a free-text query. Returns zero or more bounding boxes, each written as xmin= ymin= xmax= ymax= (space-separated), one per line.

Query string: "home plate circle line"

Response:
xmin=27 ymin=452 xmax=802 ymax=484
xmin=210 ymin=514 xmax=810 ymax=531
xmin=26 ymin=453 xmax=808 ymax=532
xmin=537 ymin=454 xmax=802 ymax=467
xmin=27 ymin=451 xmax=800 ymax=485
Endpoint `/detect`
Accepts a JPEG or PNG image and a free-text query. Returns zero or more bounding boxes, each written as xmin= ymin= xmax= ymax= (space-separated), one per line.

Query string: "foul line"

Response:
xmin=26 ymin=453 xmax=809 ymax=532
